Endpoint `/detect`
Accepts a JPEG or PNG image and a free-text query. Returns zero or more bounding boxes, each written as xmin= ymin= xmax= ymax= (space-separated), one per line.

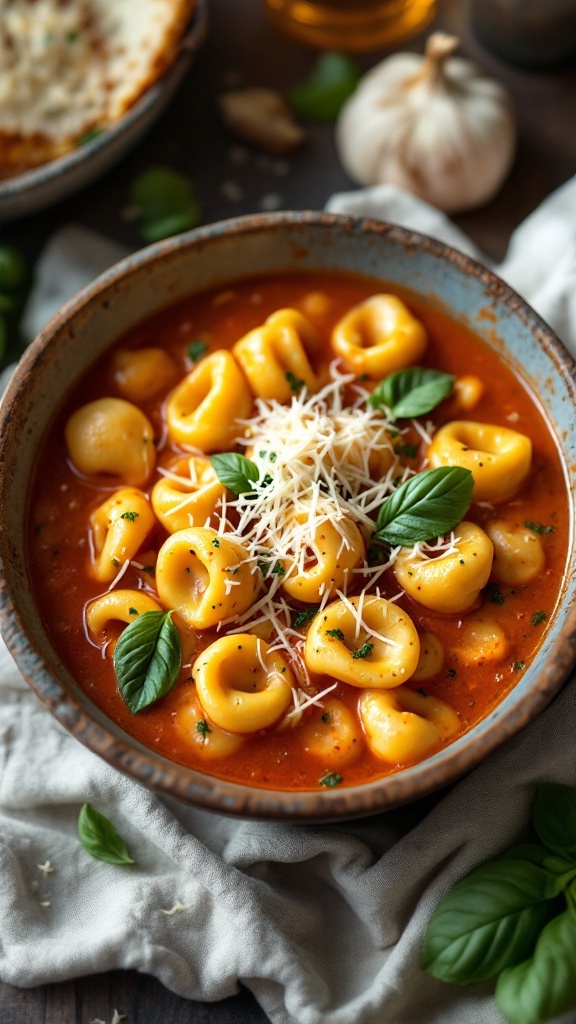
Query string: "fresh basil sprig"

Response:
xmin=423 ymin=783 xmax=576 ymax=1024
xmin=210 ymin=452 xmax=259 ymax=495
xmin=369 ymin=367 xmax=455 ymax=419
xmin=78 ymin=803 xmax=135 ymax=866
xmin=113 ymin=610 xmax=182 ymax=713
xmin=374 ymin=466 xmax=473 ymax=546
xmin=289 ymin=53 xmax=361 ymax=121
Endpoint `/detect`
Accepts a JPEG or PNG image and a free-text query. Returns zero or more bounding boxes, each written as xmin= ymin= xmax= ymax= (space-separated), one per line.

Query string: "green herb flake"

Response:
xmin=512 ymin=660 xmax=525 ymax=671
xmin=488 ymin=583 xmax=506 ymax=605
xmin=111 ymin=557 xmax=120 ymax=567
xmin=187 ymin=339 xmax=207 ymax=362
xmin=128 ymin=608 xmax=138 ymax=616
xmin=196 ymin=719 xmax=212 ymax=738
xmin=292 ymin=607 xmax=320 ymax=629
xmin=352 ymin=641 xmax=374 ymax=660
xmin=326 ymin=628 xmax=345 ymax=641
xmin=78 ymin=803 xmax=135 ymax=866
xmin=66 ymin=29 xmax=79 ymax=42
xmin=532 ymin=610 xmax=547 ymax=627
xmin=319 ymin=771 xmax=343 ymax=788
xmin=120 ymin=510 xmax=139 ymax=522
xmin=321 ymin=712 xmax=330 ymax=723
xmin=285 ymin=370 xmax=305 ymax=393
xmin=212 ymin=538 xmax=220 ymax=547
xmin=524 ymin=520 xmax=555 ymax=535
xmin=395 ymin=442 xmax=419 ymax=460
xmin=289 ymin=52 xmax=361 ymax=121
xmin=271 ymin=563 xmax=286 ymax=576
xmin=76 ymin=126 xmax=103 ymax=147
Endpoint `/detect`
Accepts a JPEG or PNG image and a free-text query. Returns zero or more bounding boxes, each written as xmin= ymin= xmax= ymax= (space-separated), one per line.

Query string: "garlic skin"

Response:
xmin=336 ymin=34 xmax=516 ymax=214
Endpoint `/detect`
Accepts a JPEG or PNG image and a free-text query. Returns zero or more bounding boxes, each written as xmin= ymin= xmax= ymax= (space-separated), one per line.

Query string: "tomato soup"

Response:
xmin=28 ymin=274 xmax=569 ymax=790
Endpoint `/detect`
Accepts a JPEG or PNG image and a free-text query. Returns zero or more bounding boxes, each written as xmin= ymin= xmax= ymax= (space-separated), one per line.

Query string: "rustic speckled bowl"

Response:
xmin=0 ymin=0 xmax=207 ymax=222
xmin=0 ymin=212 xmax=575 ymax=821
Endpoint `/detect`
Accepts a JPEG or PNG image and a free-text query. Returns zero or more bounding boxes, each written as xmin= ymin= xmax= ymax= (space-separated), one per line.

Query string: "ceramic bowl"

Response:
xmin=0 ymin=212 xmax=575 ymax=821
xmin=0 ymin=0 xmax=207 ymax=222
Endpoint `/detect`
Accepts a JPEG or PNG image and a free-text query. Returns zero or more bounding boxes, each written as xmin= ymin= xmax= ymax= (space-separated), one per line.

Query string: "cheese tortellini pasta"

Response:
xmin=90 ymin=487 xmax=156 ymax=582
xmin=155 ymin=526 xmax=260 ymax=630
xmin=110 ymin=346 xmax=177 ymax=402
xmin=305 ymin=596 xmax=420 ymax=688
xmin=86 ymin=589 xmax=163 ymax=644
xmin=393 ymin=521 xmax=494 ymax=614
xmin=331 ymin=294 xmax=427 ymax=379
xmin=281 ymin=515 xmax=366 ymax=603
xmin=194 ymin=634 xmax=295 ymax=733
xmin=486 ymin=519 xmax=545 ymax=586
xmin=233 ymin=308 xmax=320 ymax=401
xmin=359 ymin=687 xmax=460 ymax=765
xmin=172 ymin=687 xmax=245 ymax=759
xmin=299 ymin=698 xmax=363 ymax=767
xmin=151 ymin=456 xmax=225 ymax=533
xmin=166 ymin=350 xmax=252 ymax=451
xmin=65 ymin=398 xmax=156 ymax=485
xmin=427 ymin=421 xmax=532 ymax=502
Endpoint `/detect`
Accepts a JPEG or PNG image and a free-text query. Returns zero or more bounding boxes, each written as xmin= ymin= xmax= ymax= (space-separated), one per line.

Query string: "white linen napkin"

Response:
xmin=1 ymin=178 xmax=576 ymax=1024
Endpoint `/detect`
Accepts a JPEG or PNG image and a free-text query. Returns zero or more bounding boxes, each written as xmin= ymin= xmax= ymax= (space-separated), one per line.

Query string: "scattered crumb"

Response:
xmin=39 ymin=900 xmax=51 ymax=907
xmin=161 ymin=901 xmax=189 ymax=916
xmin=37 ymin=860 xmax=55 ymax=875
xmin=506 ymin=411 xmax=520 ymax=422
xmin=228 ymin=145 xmax=249 ymax=166
xmin=259 ymin=192 xmax=283 ymax=212
xmin=220 ymin=180 xmax=245 ymax=202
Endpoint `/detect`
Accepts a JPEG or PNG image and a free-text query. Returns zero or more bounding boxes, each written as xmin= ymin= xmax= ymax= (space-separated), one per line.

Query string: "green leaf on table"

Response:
xmin=210 ymin=452 xmax=259 ymax=495
xmin=533 ymin=783 xmax=576 ymax=860
xmin=374 ymin=466 xmax=473 ymax=547
xmin=369 ymin=368 xmax=455 ymax=419
xmin=113 ymin=610 xmax=182 ymax=713
xmin=495 ymin=909 xmax=576 ymax=1024
xmin=422 ymin=859 xmax=564 ymax=984
xmin=130 ymin=167 xmax=201 ymax=243
xmin=78 ymin=803 xmax=135 ymax=866
xmin=289 ymin=52 xmax=361 ymax=121
xmin=0 ymin=246 xmax=27 ymax=292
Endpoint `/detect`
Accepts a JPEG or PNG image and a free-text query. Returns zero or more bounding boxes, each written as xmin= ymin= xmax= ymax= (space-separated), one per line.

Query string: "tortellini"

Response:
xmin=194 ymin=634 xmax=295 ymax=733
xmin=86 ymin=589 xmax=163 ymax=644
xmin=233 ymin=308 xmax=320 ymax=401
xmin=427 ymin=421 xmax=532 ymax=502
xmin=110 ymin=346 xmax=177 ymax=402
xmin=155 ymin=526 xmax=260 ymax=630
xmin=331 ymin=294 xmax=427 ymax=379
xmin=299 ymin=697 xmax=363 ymax=767
xmin=393 ymin=521 xmax=494 ymax=614
xmin=281 ymin=515 xmax=365 ymax=603
xmin=412 ymin=633 xmax=444 ymax=682
xmin=165 ymin=350 xmax=252 ymax=451
xmin=90 ymin=488 xmax=156 ymax=582
xmin=305 ymin=596 xmax=420 ymax=688
xmin=151 ymin=456 xmax=225 ymax=533
xmin=452 ymin=375 xmax=484 ymax=413
xmin=172 ymin=687 xmax=245 ymax=759
xmin=359 ymin=687 xmax=460 ymax=764
xmin=65 ymin=398 xmax=155 ymax=485
xmin=451 ymin=616 xmax=509 ymax=665
xmin=486 ymin=519 xmax=545 ymax=586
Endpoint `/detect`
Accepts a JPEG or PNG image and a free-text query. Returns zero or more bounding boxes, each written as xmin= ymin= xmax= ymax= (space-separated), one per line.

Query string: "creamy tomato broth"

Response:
xmin=28 ymin=274 xmax=568 ymax=790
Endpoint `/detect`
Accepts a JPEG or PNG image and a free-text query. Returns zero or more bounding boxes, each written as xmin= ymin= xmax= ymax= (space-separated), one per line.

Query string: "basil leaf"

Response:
xmin=78 ymin=803 xmax=135 ymax=866
xmin=533 ymin=783 xmax=576 ymax=860
xmin=375 ymin=466 xmax=473 ymax=546
xmin=422 ymin=860 xmax=563 ymax=984
xmin=113 ymin=610 xmax=181 ymax=713
xmin=369 ymin=367 xmax=455 ymax=419
xmin=496 ymin=909 xmax=576 ymax=1024
xmin=130 ymin=167 xmax=201 ymax=243
xmin=289 ymin=53 xmax=360 ymax=121
xmin=210 ymin=452 xmax=259 ymax=495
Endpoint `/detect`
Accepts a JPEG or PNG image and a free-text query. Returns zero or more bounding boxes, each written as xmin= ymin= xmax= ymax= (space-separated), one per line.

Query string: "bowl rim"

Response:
xmin=1 ymin=209 xmax=575 ymax=822
xmin=0 ymin=0 xmax=208 ymax=202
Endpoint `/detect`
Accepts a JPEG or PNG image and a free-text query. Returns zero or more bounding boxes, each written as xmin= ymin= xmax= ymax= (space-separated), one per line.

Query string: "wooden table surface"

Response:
xmin=1 ymin=0 xmax=575 ymax=1021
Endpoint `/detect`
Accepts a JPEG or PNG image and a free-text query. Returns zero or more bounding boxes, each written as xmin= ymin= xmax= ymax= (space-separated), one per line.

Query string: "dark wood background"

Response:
xmin=1 ymin=0 xmax=575 ymax=1020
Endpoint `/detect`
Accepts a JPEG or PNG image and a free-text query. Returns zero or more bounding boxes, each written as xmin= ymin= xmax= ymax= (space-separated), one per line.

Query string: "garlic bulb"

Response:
xmin=336 ymin=33 xmax=516 ymax=214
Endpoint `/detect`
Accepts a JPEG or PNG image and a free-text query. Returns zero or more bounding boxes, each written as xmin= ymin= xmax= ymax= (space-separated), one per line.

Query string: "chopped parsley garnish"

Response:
xmin=120 ymin=511 xmax=139 ymax=522
xmin=352 ymin=641 xmax=374 ymax=660
xmin=532 ymin=610 xmax=547 ymax=627
xmin=258 ymin=560 xmax=285 ymax=577
xmin=319 ymin=771 xmax=343 ymax=788
xmin=286 ymin=370 xmax=305 ymax=393
xmin=111 ymin=557 xmax=120 ymax=567
xmin=196 ymin=719 xmax=212 ymax=738
xmin=487 ymin=583 xmax=506 ymax=605
xmin=187 ymin=339 xmax=207 ymax=362
xmin=321 ymin=712 xmax=330 ymax=723
xmin=395 ymin=442 xmax=419 ymax=459
xmin=512 ymin=660 xmax=525 ymax=671
xmin=128 ymin=608 xmax=138 ymax=616
xmin=271 ymin=563 xmax=286 ymax=576
xmin=446 ymin=668 xmax=457 ymax=678
xmin=326 ymin=628 xmax=345 ymax=641
xmin=293 ymin=607 xmax=320 ymax=629
xmin=524 ymin=520 xmax=555 ymax=535
xmin=212 ymin=538 xmax=220 ymax=547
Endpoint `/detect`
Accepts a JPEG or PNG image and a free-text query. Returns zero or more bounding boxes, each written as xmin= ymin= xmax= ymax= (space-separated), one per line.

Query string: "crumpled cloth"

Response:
xmin=1 ymin=177 xmax=576 ymax=1024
